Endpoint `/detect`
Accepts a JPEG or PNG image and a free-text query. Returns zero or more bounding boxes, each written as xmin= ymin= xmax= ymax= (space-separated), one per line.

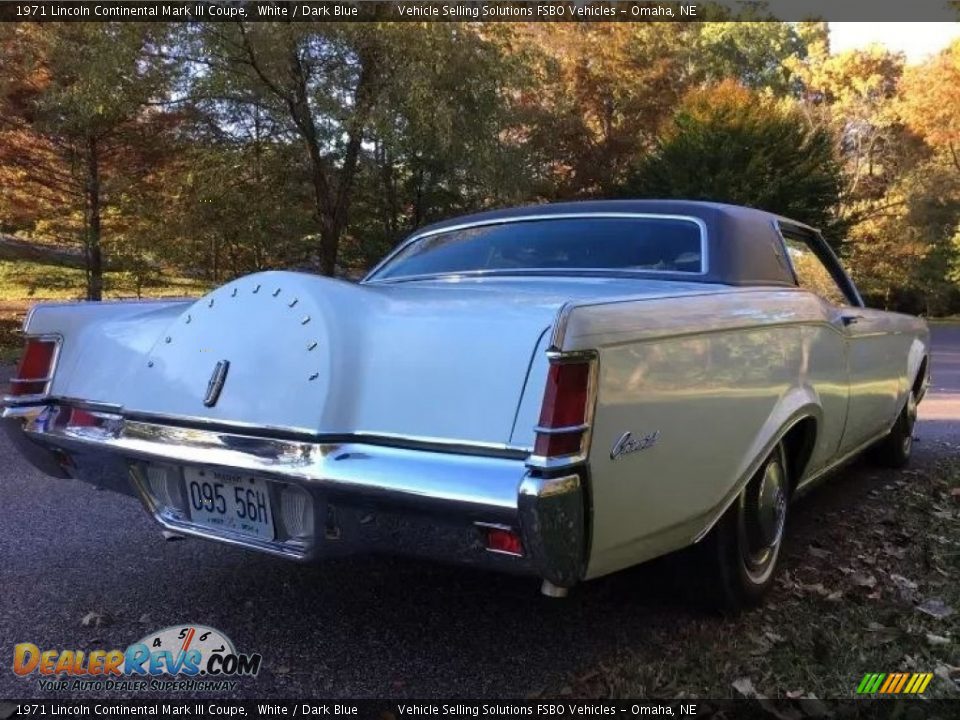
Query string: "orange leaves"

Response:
xmin=900 ymin=40 xmax=960 ymax=150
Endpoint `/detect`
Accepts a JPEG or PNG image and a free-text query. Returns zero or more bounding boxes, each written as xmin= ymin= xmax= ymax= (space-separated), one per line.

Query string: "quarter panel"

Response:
xmin=561 ymin=291 xmax=850 ymax=579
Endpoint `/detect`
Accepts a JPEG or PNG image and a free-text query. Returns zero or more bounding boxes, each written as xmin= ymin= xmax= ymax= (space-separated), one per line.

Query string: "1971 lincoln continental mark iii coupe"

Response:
xmin=3 ymin=200 xmax=929 ymax=609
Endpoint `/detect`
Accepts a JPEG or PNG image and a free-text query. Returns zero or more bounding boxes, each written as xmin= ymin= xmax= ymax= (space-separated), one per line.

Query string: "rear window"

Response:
xmin=369 ymin=216 xmax=705 ymax=280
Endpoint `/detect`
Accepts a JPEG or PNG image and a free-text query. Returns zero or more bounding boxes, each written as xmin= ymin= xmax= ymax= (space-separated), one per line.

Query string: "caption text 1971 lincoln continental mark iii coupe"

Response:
xmin=2 ymin=200 xmax=930 ymax=609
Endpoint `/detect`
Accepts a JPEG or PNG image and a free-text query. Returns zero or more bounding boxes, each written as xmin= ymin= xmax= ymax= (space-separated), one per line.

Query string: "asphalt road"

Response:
xmin=0 ymin=325 xmax=957 ymax=700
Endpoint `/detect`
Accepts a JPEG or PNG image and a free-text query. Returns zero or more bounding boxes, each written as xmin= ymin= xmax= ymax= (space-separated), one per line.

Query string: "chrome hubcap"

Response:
xmin=757 ymin=463 xmax=787 ymax=547
xmin=903 ymin=394 xmax=917 ymax=454
xmin=741 ymin=456 xmax=788 ymax=579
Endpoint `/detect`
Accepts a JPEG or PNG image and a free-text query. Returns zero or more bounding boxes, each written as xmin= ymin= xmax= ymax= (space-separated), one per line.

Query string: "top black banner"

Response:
xmin=0 ymin=0 xmax=958 ymax=23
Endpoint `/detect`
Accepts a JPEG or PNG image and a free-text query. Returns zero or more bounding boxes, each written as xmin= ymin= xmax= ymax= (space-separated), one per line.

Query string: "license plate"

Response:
xmin=183 ymin=467 xmax=275 ymax=540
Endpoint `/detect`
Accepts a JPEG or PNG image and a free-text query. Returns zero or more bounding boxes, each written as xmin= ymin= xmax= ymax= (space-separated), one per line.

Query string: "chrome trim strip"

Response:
xmin=533 ymin=423 xmax=590 ymax=435
xmin=21 ymin=410 xmax=522 ymax=512
xmin=545 ymin=349 xmax=597 ymax=363
xmin=474 ymin=521 xmax=515 ymax=531
xmin=351 ymin=430 xmax=530 ymax=456
xmin=363 ymin=212 xmax=709 ymax=283
xmin=54 ymin=398 xmax=124 ymax=413
xmin=549 ymin=303 xmax=577 ymax=353
xmin=519 ymin=473 xmax=581 ymax=499
xmin=525 ymin=453 xmax=587 ymax=470
xmin=2 ymin=394 xmax=53 ymax=406
xmin=94 ymin=407 xmax=533 ymax=459
xmin=1 ymin=405 xmax=45 ymax=421
xmin=4 ymin=399 xmax=532 ymax=460
xmin=484 ymin=548 xmax=524 ymax=558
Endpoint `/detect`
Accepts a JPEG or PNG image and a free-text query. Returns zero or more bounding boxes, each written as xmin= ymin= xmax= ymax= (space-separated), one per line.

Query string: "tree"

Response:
xmin=510 ymin=23 xmax=699 ymax=199
xmin=695 ymin=22 xmax=810 ymax=95
xmin=179 ymin=23 xmax=385 ymax=276
xmin=347 ymin=23 xmax=528 ymax=267
xmin=186 ymin=22 xmax=521 ymax=275
xmin=0 ymin=24 xmax=176 ymax=299
xmin=620 ymin=81 xmax=843 ymax=235
xmin=833 ymin=40 xmax=960 ymax=313
xmin=900 ymin=39 xmax=960 ymax=165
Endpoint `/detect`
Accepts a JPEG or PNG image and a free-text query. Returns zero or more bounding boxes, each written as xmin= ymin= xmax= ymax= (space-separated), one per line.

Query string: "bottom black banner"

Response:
xmin=1 ymin=699 xmax=958 ymax=720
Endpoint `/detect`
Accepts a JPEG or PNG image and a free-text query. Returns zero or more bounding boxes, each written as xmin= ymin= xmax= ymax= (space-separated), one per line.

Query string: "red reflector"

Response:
xmin=484 ymin=527 xmax=523 ymax=556
xmin=10 ymin=338 xmax=57 ymax=397
xmin=68 ymin=409 xmax=98 ymax=427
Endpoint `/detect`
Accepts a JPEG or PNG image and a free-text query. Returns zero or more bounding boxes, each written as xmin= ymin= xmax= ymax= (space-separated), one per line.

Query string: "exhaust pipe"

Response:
xmin=540 ymin=580 xmax=569 ymax=598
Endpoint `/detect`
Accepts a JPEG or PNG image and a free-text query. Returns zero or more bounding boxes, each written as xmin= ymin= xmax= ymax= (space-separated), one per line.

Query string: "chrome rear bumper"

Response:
xmin=2 ymin=403 xmax=586 ymax=587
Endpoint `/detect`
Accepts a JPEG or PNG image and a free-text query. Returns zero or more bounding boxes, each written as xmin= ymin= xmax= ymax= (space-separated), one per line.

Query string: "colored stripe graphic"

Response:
xmin=857 ymin=672 xmax=932 ymax=694
xmin=862 ymin=673 xmax=885 ymax=693
xmin=879 ymin=674 xmax=897 ymax=693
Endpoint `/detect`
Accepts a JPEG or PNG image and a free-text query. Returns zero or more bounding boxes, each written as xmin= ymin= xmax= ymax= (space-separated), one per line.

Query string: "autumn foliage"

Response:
xmin=0 ymin=23 xmax=958 ymax=313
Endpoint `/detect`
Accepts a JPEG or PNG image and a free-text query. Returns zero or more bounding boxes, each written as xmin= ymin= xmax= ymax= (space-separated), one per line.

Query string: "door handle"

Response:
xmin=840 ymin=313 xmax=864 ymax=326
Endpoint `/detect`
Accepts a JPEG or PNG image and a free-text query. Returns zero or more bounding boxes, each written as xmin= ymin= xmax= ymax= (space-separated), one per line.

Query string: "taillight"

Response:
xmin=534 ymin=356 xmax=594 ymax=459
xmin=9 ymin=337 xmax=58 ymax=397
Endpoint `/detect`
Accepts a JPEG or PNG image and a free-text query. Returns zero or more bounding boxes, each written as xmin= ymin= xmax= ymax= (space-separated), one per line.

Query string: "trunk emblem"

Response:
xmin=203 ymin=360 xmax=230 ymax=407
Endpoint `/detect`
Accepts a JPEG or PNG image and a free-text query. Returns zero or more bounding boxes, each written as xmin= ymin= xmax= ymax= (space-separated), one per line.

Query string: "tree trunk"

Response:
xmin=240 ymin=26 xmax=380 ymax=277
xmin=85 ymin=136 xmax=103 ymax=301
xmin=318 ymin=219 xmax=339 ymax=277
xmin=290 ymin=42 xmax=379 ymax=277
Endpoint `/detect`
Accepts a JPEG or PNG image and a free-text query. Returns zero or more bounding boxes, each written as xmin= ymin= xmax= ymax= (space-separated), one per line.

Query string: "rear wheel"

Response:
xmin=697 ymin=443 xmax=790 ymax=611
xmin=871 ymin=392 xmax=917 ymax=469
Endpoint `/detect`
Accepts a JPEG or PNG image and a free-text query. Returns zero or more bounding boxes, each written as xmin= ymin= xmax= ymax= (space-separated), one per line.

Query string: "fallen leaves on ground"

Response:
xmin=547 ymin=454 xmax=960 ymax=700
xmin=80 ymin=611 xmax=110 ymax=628
xmin=916 ymin=598 xmax=956 ymax=619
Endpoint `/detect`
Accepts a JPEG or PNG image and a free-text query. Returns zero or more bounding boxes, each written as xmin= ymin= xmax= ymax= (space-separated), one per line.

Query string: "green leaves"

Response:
xmin=621 ymin=82 xmax=843 ymax=236
xmin=0 ymin=23 xmax=957 ymax=313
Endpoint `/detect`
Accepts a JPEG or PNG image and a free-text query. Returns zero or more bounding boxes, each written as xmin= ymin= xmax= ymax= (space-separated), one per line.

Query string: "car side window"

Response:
xmin=781 ymin=234 xmax=850 ymax=306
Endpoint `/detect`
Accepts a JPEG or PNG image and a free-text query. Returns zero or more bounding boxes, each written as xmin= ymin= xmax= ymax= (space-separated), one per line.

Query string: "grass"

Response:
xmin=0 ymin=311 xmax=23 ymax=363
xmin=0 ymin=259 xmax=210 ymax=362
xmin=539 ymin=451 xmax=960 ymax=701
xmin=0 ymin=259 xmax=209 ymax=302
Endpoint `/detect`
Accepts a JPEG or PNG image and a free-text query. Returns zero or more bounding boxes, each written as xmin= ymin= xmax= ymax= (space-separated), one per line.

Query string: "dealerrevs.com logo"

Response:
xmin=13 ymin=625 xmax=261 ymax=692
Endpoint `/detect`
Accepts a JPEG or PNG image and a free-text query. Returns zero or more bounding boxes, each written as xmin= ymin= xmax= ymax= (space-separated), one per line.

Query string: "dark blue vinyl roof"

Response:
xmin=402 ymin=200 xmax=808 ymax=287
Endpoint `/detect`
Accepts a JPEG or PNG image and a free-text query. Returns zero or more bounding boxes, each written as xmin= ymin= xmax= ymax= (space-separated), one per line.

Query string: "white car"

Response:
xmin=2 ymin=201 xmax=929 ymax=609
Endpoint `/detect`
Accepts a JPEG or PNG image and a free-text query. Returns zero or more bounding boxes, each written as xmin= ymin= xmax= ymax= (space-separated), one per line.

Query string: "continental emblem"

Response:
xmin=610 ymin=430 xmax=660 ymax=460
xmin=203 ymin=360 xmax=230 ymax=407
